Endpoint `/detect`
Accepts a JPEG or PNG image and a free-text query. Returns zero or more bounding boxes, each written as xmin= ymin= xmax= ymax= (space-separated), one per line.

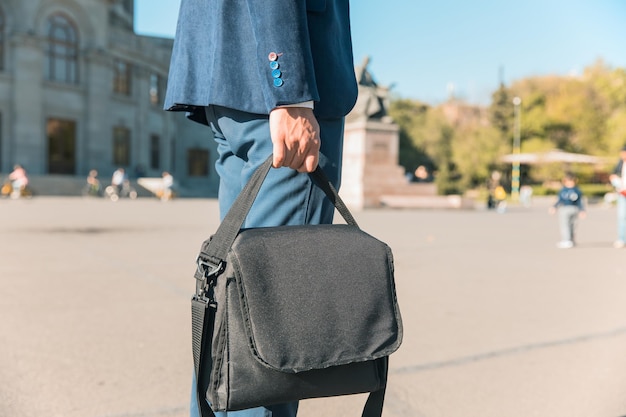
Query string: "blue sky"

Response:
xmin=135 ymin=0 xmax=626 ymax=105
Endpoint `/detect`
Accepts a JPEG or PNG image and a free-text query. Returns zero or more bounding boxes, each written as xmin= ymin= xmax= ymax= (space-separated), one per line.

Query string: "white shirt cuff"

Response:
xmin=276 ymin=101 xmax=315 ymax=109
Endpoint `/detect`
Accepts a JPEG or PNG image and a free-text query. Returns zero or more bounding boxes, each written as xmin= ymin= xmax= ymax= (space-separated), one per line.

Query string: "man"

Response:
xmin=164 ymin=1 xmax=358 ymax=416
xmin=609 ymin=146 xmax=626 ymax=248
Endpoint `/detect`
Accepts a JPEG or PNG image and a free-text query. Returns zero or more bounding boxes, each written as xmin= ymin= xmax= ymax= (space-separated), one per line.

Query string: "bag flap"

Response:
xmin=229 ymin=224 xmax=402 ymax=373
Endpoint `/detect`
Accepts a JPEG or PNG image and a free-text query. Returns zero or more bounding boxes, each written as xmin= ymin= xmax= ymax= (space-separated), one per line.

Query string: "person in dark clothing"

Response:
xmin=548 ymin=172 xmax=586 ymax=248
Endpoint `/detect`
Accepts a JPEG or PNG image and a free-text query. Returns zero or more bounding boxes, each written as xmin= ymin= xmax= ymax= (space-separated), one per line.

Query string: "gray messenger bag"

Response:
xmin=191 ymin=155 xmax=403 ymax=417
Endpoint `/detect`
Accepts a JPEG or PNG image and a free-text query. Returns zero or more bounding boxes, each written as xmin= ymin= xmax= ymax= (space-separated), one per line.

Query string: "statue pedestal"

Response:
xmin=338 ymin=58 xmax=474 ymax=210
xmin=341 ymin=119 xmax=412 ymax=209
xmin=340 ymin=120 xmax=474 ymax=210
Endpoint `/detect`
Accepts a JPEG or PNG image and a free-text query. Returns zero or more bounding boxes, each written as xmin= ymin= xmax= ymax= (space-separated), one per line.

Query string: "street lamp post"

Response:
xmin=511 ymin=96 xmax=522 ymax=201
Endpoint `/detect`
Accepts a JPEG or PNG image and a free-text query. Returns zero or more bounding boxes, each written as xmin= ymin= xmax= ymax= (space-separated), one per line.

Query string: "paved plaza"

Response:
xmin=1 ymin=196 xmax=626 ymax=417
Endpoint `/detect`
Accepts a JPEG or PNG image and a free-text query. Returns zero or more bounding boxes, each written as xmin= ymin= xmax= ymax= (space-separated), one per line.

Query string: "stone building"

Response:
xmin=0 ymin=0 xmax=218 ymax=196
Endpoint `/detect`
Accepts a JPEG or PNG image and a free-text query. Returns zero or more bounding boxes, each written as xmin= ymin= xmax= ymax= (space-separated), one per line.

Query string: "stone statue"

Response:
xmin=348 ymin=56 xmax=393 ymax=123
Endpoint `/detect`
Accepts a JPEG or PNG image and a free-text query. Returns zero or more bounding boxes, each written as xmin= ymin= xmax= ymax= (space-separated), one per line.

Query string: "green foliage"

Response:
xmin=389 ymin=101 xmax=462 ymax=194
xmin=389 ymin=99 xmax=510 ymax=194
xmin=489 ymin=84 xmax=513 ymax=139
xmin=452 ymin=124 xmax=507 ymax=190
xmin=578 ymin=183 xmax=613 ymax=198
xmin=508 ymin=63 xmax=618 ymax=156
xmin=390 ymin=99 xmax=433 ymax=171
xmin=389 ymin=60 xmax=626 ymax=194
xmin=529 ymin=185 xmax=554 ymax=196
xmin=605 ymin=108 xmax=626 ymax=155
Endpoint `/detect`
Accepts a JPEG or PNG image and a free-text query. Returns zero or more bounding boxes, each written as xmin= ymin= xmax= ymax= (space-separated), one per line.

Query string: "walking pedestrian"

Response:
xmin=549 ymin=172 xmax=586 ymax=248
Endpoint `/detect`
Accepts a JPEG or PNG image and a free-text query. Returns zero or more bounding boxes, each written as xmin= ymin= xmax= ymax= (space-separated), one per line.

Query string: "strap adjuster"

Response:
xmin=196 ymin=257 xmax=224 ymax=279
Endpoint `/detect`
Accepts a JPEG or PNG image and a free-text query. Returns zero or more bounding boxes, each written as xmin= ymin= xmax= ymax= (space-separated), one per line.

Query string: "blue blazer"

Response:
xmin=164 ymin=0 xmax=358 ymax=124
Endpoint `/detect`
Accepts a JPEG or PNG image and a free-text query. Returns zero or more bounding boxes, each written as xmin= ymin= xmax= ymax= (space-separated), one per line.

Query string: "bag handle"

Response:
xmin=200 ymin=155 xmax=359 ymax=266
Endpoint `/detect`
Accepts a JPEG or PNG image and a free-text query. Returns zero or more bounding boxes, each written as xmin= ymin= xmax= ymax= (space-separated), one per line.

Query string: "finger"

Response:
xmin=295 ymin=151 xmax=319 ymax=173
xmin=272 ymin=140 xmax=286 ymax=168
xmin=288 ymin=148 xmax=307 ymax=171
xmin=299 ymin=130 xmax=320 ymax=170
xmin=303 ymin=153 xmax=319 ymax=173
xmin=282 ymin=138 xmax=305 ymax=170
xmin=282 ymin=146 xmax=296 ymax=169
xmin=291 ymin=140 xmax=313 ymax=171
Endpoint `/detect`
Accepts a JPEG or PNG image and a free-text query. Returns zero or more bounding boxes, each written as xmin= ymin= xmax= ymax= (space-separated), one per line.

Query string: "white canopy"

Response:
xmin=500 ymin=149 xmax=610 ymax=165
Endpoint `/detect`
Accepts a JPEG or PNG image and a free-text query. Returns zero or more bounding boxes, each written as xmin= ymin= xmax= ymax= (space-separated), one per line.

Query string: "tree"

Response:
xmin=389 ymin=99 xmax=433 ymax=173
xmin=489 ymin=83 xmax=514 ymax=140
xmin=423 ymin=108 xmax=457 ymax=194
xmin=452 ymin=124 xmax=507 ymax=190
xmin=390 ymin=61 xmax=626 ymax=192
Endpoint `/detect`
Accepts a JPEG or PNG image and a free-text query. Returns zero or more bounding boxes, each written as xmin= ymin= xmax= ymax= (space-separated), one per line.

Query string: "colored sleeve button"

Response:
xmin=268 ymin=52 xmax=278 ymax=61
xmin=273 ymin=78 xmax=284 ymax=87
xmin=269 ymin=61 xmax=279 ymax=70
xmin=271 ymin=69 xmax=282 ymax=78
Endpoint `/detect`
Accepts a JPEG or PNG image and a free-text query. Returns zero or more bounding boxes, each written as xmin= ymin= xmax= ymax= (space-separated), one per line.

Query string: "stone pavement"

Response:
xmin=1 ymin=197 xmax=626 ymax=417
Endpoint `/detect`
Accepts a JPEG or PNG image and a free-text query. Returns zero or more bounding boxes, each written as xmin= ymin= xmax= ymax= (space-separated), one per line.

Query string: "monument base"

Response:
xmin=341 ymin=119 xmax=471 ymax=209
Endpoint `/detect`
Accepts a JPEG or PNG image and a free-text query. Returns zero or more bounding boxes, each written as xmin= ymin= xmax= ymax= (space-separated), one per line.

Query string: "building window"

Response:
xmin=150 ymin=134 xmax=160 ymax=170
xmin=0 ymin=8 xmax=5 ymax=71
xmin=149 ymin=73 xmax=161 ymax=106
xmin=113 ymin=60 xmax=132 ymax=95
xmin=113 ymin=126 xmax=131 ymax=166
xmin=187 ymin=148 xmax=209 ymax=177
xmin=45 ymin=14 xmax=79 ymax=84
xmin=47 ymin=119 xmax=76 ymax=174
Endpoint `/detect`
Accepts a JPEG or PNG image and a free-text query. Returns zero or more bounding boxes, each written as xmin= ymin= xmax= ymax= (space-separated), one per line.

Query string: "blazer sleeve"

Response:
xmin=244 ymin=0 xmax=320 ymax=111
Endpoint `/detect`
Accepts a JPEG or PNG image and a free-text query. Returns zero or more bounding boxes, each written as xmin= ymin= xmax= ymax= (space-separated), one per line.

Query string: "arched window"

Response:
xmin=45 ymin=14 xmax=78 ymax=83
xmin=0 ymin=8 xmax=5 ymax=71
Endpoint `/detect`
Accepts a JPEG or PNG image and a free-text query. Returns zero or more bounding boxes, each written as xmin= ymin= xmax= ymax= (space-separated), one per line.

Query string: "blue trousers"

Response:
xmin=189 ymin=105 xmax=345 ymax=417
xmin=557 ymin=205 xmax=579 ymax=242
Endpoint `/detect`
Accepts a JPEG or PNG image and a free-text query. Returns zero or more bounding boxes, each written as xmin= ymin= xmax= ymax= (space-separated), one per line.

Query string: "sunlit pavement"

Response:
xmin=1 ymin=197 xmax=625 ymax=417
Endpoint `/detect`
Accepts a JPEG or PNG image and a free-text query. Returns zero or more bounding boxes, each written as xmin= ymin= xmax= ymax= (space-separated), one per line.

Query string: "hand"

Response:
xmin=548 ymin=207 xmax=556 ymax=215
xmin=579 ymin=211 xmax=587 ymax=219
xmin=269 ymin=107 xmax=320 ymax=173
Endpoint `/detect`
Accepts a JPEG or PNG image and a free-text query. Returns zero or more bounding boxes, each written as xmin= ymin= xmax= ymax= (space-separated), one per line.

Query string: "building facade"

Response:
xmin=0 ymin=0 xmax=218 ymax=196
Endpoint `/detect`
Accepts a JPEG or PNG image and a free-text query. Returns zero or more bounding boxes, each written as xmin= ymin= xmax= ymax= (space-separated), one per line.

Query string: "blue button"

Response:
xmin=271 ymin=69 xmax=282 ymax=78
xmin=273 ymin=78 xmax=284 ymax=87
xmin=269 ymin=61 xmax=279 ymax=70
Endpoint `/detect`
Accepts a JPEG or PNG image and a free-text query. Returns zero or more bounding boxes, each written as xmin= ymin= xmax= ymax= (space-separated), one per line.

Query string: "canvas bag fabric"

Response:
xmin=192 ymin=155 xmax=403 ymax=416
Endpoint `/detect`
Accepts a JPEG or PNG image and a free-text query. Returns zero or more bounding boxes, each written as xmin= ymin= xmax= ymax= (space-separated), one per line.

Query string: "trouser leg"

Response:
xmin=558 ymin=206 xmax=579 ymax=242
xmin=557 ymin=206 xmax=575 ymax=242
xmin=190 ymin=380 xmax=299 ymax=417
xmin=189 ymin=105 xmax=345 ymax=417
xmin=206 ymin=105 xmax=344 ymax=225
